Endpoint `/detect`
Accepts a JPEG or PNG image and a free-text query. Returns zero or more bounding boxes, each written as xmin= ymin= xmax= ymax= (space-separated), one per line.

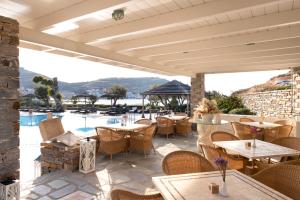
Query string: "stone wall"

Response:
xmin=191 ymin=73 xmax=205 ymax=110
xmin=239 ymin=89 xmax=293 ymax=118
xmin=0 ymin=15 xmax=19 ymax=180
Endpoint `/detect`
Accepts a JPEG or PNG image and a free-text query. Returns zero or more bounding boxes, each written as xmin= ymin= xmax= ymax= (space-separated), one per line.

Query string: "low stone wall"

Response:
xmin=0 ymin=15 xmax=19 ymax=180
xmin=239 ymin=90 xmax=293 ymax=118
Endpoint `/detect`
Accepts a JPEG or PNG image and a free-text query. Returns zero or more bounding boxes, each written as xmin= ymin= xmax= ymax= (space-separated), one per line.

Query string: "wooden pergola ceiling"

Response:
xmin=3 ymin=0 xmax=300 ymax=77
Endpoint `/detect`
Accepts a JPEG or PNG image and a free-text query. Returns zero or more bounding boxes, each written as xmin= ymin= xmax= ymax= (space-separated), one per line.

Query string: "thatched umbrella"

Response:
xmin=141 ymin=80 xmax=191 ymax=118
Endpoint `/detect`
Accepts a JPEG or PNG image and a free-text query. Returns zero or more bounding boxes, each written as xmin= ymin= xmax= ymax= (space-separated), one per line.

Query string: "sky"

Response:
xmin=20 ymin=48 xmax=289 ymax=95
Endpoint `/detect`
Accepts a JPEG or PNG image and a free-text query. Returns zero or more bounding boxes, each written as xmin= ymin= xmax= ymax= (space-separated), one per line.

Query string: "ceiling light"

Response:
xmin=182 ymin=51 xmax=189 ymax=54
xmin=112 ymin=9 xmax=124 ymax=21
xmin=245 ymin=42 xmax=256 ymax=46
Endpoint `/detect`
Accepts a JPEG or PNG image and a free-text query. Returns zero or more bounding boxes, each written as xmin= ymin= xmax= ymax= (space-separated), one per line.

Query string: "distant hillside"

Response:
xmin=20 ymin=68 xmax=168 ymax=98
xmin=233 ymin=72 xmax=292 ymax=96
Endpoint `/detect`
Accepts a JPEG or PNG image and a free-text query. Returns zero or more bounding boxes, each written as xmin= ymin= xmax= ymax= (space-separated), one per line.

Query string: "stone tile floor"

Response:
xmin=21 ymin=133 xmax=198 ymax=199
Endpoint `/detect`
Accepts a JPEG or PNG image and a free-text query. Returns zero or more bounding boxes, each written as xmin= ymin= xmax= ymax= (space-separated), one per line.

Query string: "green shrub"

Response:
xmin=229 ymin=108 xmax=256 ymax=115
xmin=217 ymin=95 xmax=244 ymax=113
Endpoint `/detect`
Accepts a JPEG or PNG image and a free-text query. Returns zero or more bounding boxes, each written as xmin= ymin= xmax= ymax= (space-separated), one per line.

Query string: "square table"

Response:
xmin=97 ymin=123 xmax=148 ymax=131
xmin=213 ymin=140 xmax=300 ymax=159
xmin=163 ymin=115 xmax=187 ymax=121
xmin=239 ymin=122 xmax=281 ymax=129
xmin=153 ymin=170 xmax=292 ymax=200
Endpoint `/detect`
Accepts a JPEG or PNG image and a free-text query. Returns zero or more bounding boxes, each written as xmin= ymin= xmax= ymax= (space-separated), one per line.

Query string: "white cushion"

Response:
xmin=54 ymin=131 xmax=80 ymax=146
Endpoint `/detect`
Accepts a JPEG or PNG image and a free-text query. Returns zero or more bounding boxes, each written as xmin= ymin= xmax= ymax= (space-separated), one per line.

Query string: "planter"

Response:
xmin=0 ymin=179 xmax=20 ymax=200
xmin=201 ymin=114 xmax=215 ymax=124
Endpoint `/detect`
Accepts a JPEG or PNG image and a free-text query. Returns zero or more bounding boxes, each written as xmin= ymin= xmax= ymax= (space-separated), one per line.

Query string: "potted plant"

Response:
xmin=0 ymin=176 xmax=20 ymax=200
xmin=194 ymin=98 xmax=220 ymax=123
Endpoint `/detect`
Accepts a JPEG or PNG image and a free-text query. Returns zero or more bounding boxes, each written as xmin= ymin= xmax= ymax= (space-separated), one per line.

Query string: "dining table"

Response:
xmin=153 ymin=170 xmax=292 ymax=200
xmin=97 ymin=123 xmax=148 ymax=131
xmin=213 ymin=139 xmax=300 ymax=160
xmin=239 ymin=121 xmax=282 ymax=129
xmin=163 ymin=115 xmax=187 ymax=121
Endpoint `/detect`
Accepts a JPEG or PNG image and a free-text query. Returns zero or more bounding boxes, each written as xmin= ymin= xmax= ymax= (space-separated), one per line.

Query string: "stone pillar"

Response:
xmin=292 ymin=67 xmax=300 ymax=114
xmin=191 ymin=73 xmax=205 ymax=112
xmin=0 ymin=15 xmax=20 ymax=180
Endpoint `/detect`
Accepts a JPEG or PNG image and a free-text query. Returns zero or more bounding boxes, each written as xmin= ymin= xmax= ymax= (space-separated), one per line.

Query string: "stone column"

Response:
xmin=191 ymin=73 xmax=205 ymax=112
xmin=0 ymin=15 xmax=20 ymax=180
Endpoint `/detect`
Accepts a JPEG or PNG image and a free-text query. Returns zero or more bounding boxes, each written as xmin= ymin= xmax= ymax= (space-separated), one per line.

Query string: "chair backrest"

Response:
xmin=200 ymin=144 xmax=223 ymax=165
xmin=231 ymin=122 xmax=253 ymax=139
xmin=278 ymin=125 xmax=293 ymax=137
xmin=272 ymin=137 xmax=300 ymax=151
xmin=39 ymin=118 xmax=65 ymax=141
xmin=162 ymin=150 xmax=215 ymax=175
xmin=143 ymin=124 xmax=157 ymax=139
xmin=210 ymin=131 xmax=239 ymax=142
xmin=239 ymin=117 xmax=255 ymax=122
xmin=111 ymin=189 xmax=163 ymax=200
xmin=263 ymin=127 xmax=280 ymax=142
xmin=177 ymin=117 xmax=191 ymax=125
xmin=134 ymin=118 xmax=152 ymax=125
xmin=156 ymin=116 xmax=173 ymax=126
xmin=95 ymin=127 xmax=122 ymax=141
xmin=252 ymin=165 xmax=300 ymax=200
xmin=274 ymin=119 xmax=292 ymax=126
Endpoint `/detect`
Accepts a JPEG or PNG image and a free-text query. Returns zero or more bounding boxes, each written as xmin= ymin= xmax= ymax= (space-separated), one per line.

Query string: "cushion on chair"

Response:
xmin=54 ymin=131 xmax=80 ymax=146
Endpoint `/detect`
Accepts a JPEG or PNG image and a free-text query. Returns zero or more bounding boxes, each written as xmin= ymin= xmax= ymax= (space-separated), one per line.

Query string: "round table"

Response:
xmin=194 ymin=119 xmax=229 ymax=148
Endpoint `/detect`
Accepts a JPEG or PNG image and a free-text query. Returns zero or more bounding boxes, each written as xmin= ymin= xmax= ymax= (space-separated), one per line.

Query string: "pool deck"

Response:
xmin=20 ymin=133 xmax=198 ymax=199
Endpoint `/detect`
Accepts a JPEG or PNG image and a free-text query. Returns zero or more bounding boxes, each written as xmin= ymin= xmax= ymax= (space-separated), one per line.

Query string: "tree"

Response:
xmin=148 ymin=84 xmax=161 ymax=108
xmin=32 ymin=76 xmax=64 ymax=111
xmin=34 ymin=86 xmax=49 ymax=107
xmin=106 ymin=85 xmax=127 ymax=106
xmin=88 ymin=95 xmax=98 ymax=110
xmin=71 ymin=96 xmax=78 ymax=105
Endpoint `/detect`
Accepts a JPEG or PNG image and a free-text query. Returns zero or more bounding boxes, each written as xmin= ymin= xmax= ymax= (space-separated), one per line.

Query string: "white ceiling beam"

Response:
xmin=132 ymin=25 xmax=300 ymax=57
xmin=150 ymin=37 xmax=300 ymax=63
xmin=23 ymin=0 xmax=130 ymax=30
xmin=110 ymin=9 xmax=300 ymax=51
xmin=184 ymin=62 xmax=297 ymax=74
xmin=71 ymin=0 xmax=281 ymax=43
xmin=19 ymin=27 xmax=193 ymax=77
xmin=174 ymin=54 xmax=300 ymax=69
xmin=164 ymin=47 xmax=300 ymax=66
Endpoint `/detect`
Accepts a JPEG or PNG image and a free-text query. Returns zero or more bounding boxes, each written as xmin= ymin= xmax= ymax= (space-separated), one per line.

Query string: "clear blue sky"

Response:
xmin=20 ymin=48 xmax=289 ymax=95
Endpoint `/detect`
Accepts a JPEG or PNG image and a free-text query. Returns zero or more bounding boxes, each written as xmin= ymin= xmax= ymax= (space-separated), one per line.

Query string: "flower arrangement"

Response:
xmin=214 ymin=157 xmax=228 ymax=182
xmin=194 ymin=98 xmax=219 ymax=116
xmin=250 ymin=127 xmax=261 ymax=147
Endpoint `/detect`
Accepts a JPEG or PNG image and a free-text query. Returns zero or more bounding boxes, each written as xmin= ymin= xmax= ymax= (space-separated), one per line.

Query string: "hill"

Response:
xmin=20 ymin=68 xmax=168 ymax=98
xmin=233 ymin=72 xmax=292 ymax=96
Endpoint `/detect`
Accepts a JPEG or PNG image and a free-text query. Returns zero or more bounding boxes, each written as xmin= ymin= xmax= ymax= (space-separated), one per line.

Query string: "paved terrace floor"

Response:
xmin=21 ymin=133 xmax=198 ymax=200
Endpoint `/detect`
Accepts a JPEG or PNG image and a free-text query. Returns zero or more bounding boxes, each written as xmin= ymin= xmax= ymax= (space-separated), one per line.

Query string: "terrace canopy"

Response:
xmin=141 ymin=80 xmax=191 ymax=117
xmin=5 ymin=0 xmax=300 ymax=76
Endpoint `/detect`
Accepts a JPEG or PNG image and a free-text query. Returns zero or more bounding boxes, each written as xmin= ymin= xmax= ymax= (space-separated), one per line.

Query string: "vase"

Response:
xmin=219 ymin=181 xmax=228 ymax=197
xmin=202 ymin=114 xmax=214 ymax=124
xmin=252 ymin=138 xmax=256 ymax=148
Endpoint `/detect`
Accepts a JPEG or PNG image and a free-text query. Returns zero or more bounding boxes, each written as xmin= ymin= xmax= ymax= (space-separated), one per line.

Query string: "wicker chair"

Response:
xmin=134 ymin=118 xmax=152 ymax=125
xmin=210 ymin=131 xmax=239 ymax=142
xmin=95 ymin=127 xmax=128 ymax=159
xmin=278 ymin=124 xmax=293 ymax=137
xmin=156 ymin=116 xmax=174 ymax=138
xmin=130 ymin=124 xmax=157 ymax=156
xmin=256 ymin=158 xmax=300 ymax=171
xmin=252 ymin=165 xmax=300 ymax=200
xmin=271 ymin=137 xmax=300 ymax=161
xmin=231 ymin=122 xmax=255 ymax=140
xmin=162 ymin=150 xmax=215 ymax=175
xmin=239 ymin=117 xmax=255 ymax=122
xmin=200 ymin=144 xmax=245 ymax=171
xmin=175 ymin=117 xmax=192 ymax=136
xmin=274 ymin=119 xmax=293 ymax=126
xmin=39 ymin=118 xmax=65 ymax=141
xmin=263 ymin=127 xmax=280 ymax=142
xmin=111 ymin=189 xmax=164 ymax=200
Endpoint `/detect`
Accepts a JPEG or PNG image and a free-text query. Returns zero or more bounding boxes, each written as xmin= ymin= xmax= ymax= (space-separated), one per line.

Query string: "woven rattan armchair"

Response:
xmin=263 ymin=127 xmax=280 ymax=142
xmin=231 ymin=122 xmax=254 ymax=140
xmin=210 ymin=131 xmax=239 ymax=142
xmin=162 ymin=150 xmax=215 ymax=175
xmin=274 ymin=119 xmax=293 ymax=126
xmin=239 ymin=117 xmax=255 ymax=122
xmin=271 ymin=137 xmax=300 ymax=161
xmin=256 ymin=158 xmax=300 ymax=171
xmin=134 ymin=118 xmax=152 ymax=125
xmin=39 ymin=118 xmax=65 ymax=141
xmin=130 ymin=124 xmax=157 ymax=156
xmin=252 ymin=165 xmax=300 ymax=200
xmin=111 ymin=189 xmax=164 ymax=200
xmin=95 ymin=127 xmax=128 ymax=159
xmin=175 ymin=117 xmax=192 ymax=136
xmin=156 ymin=116 xmax=174 ymax=138
xmin=200 ymin=144 xmax=245 ymax=171
xmin=278 ymin=125 xmax=293 ymax=137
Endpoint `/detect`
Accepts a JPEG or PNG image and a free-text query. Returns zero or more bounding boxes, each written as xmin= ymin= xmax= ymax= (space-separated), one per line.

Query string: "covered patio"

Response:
xmin=1 ymin=0 xmax=300 ymax=199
